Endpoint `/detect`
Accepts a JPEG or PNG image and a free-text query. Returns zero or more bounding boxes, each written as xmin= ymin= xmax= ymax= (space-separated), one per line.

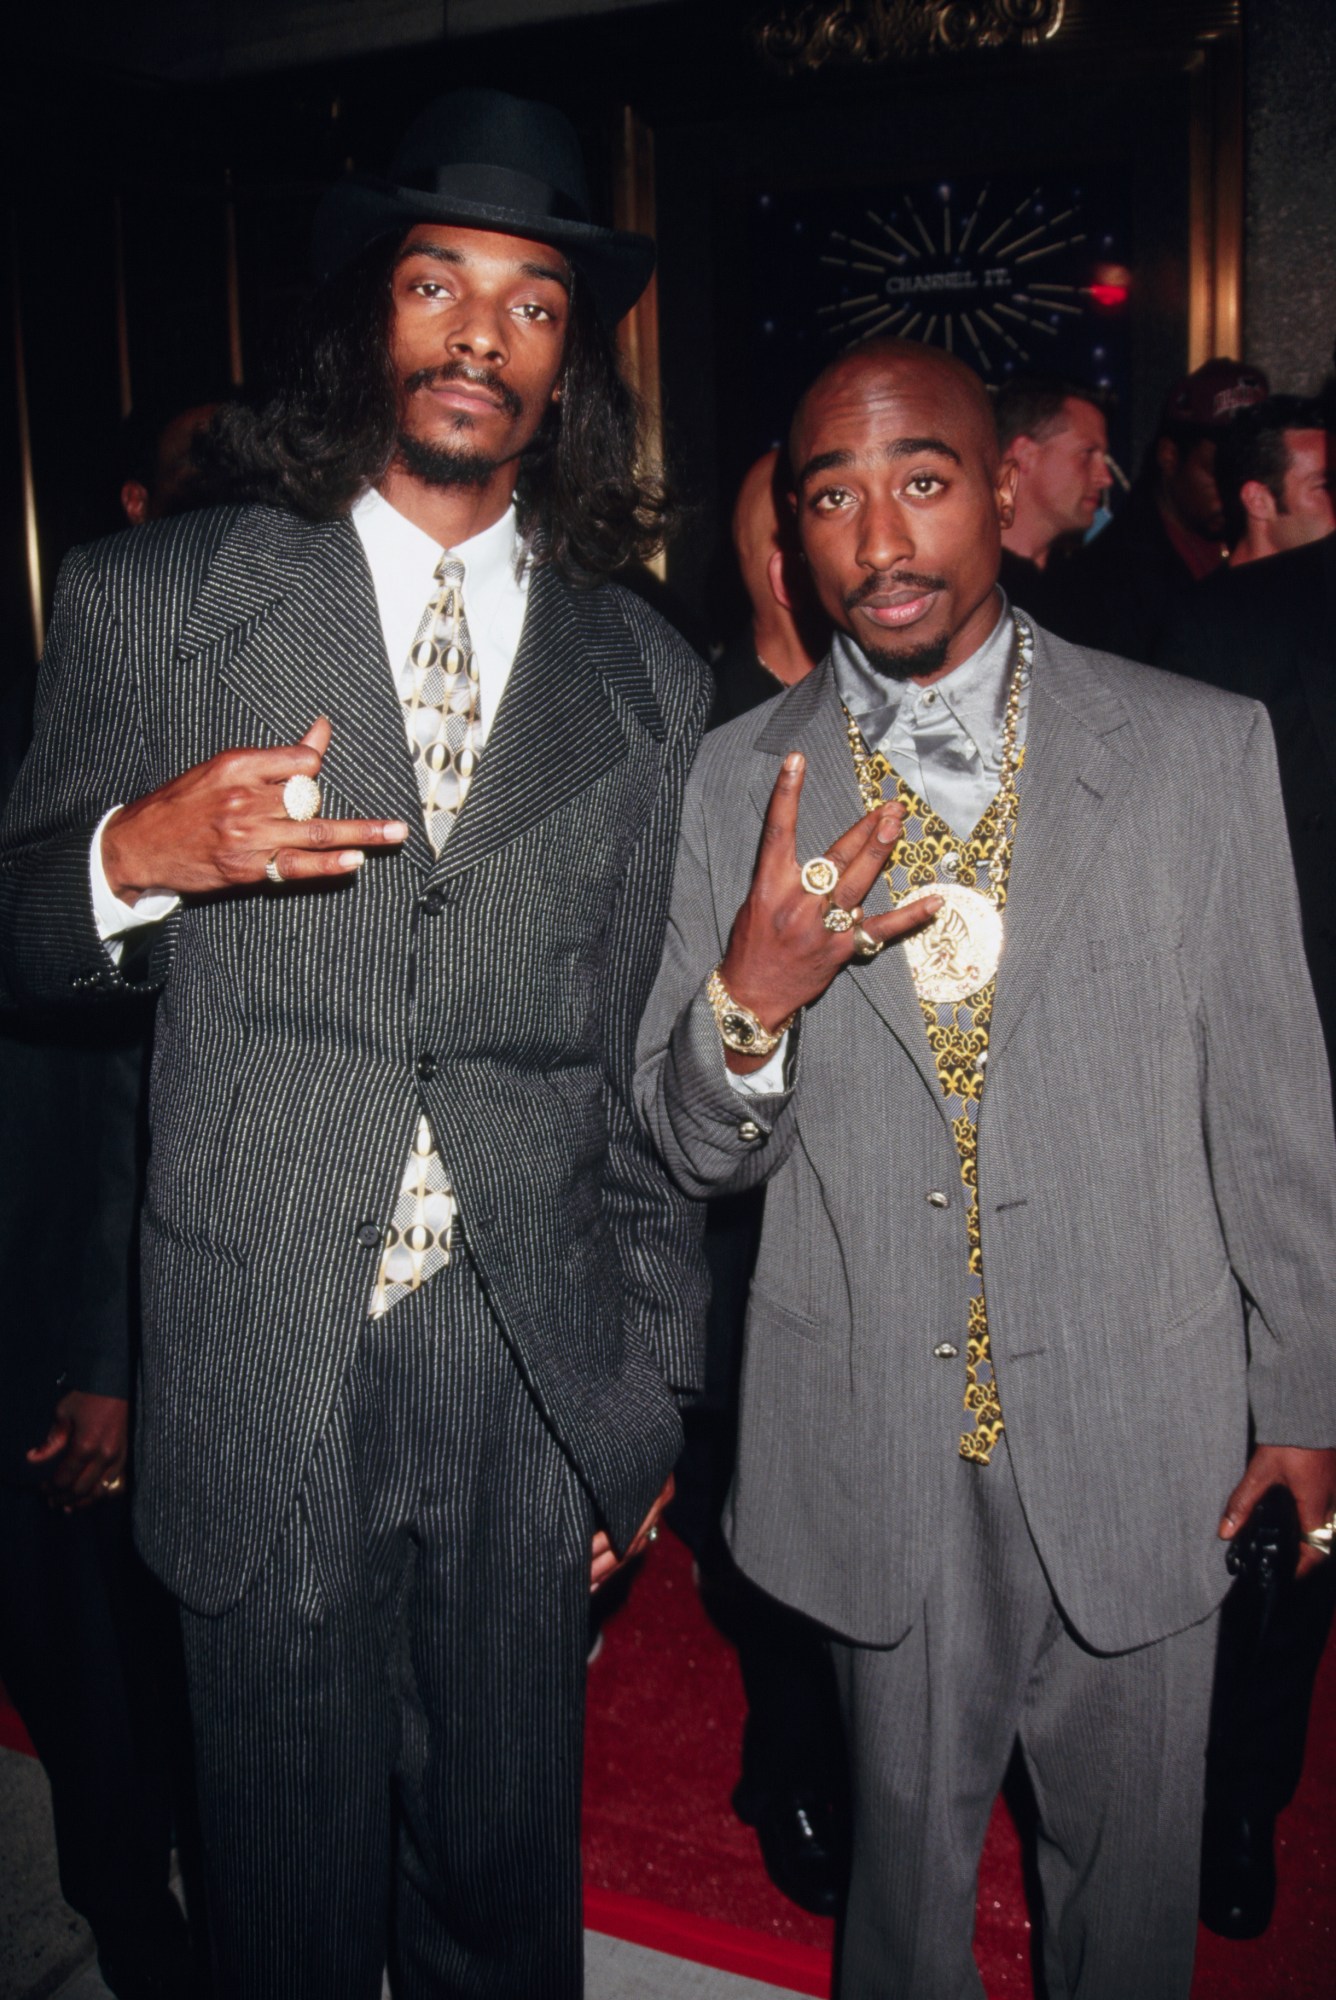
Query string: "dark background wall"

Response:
xmin=3 ymin=0 xmax=1332 ymax=670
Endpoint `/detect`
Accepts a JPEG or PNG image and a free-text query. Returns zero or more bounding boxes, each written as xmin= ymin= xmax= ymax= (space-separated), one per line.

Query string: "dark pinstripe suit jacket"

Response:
xmin=0 ymin=504 xmax=711 ymax=1614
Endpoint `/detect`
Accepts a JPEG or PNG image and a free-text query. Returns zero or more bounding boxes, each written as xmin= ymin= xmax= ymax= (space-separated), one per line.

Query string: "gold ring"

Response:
xmin=100 ymin=1475 xmax=125 ymax=1496
xmin=282 ymin=774 xmax=322 ymax=822
xmin=800 ymin=856 xmax=839 ymax=896
xmin=823 ymin=905 xmax=857 ymax=934
xmin=1302 ymin=1517 xmax=1335 ymax=1557
xmin=852 ymin=925 xmax=885 ymax=959
xmin=264 ymin=855 xmax=286 ymax=885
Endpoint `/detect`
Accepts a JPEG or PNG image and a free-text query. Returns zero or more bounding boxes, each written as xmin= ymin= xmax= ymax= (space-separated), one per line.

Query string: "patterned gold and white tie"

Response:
xmin=370 ymin=554 xmax=482 ymax=1320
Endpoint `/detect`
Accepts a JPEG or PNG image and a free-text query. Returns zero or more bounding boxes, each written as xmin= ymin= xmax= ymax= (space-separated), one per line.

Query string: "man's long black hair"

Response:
xmin=200 ymin=231 xmax=669 ymax=583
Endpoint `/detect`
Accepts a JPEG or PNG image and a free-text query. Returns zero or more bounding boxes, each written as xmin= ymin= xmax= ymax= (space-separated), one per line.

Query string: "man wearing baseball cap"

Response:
xmin=1052 ymin=357 xmax=1268 ymax=662
xmin=0 ymin=89 xmax=709 ymax=1999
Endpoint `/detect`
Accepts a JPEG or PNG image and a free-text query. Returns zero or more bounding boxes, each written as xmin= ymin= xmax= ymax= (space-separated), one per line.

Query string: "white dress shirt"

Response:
xmin=91 ymin=489 xmax=531 ymax=947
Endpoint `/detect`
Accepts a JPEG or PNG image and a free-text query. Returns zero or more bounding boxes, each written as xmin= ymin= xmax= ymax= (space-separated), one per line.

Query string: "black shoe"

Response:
xmin=736 ymin=1785 xmax=848 ymax=1919
xmin=1199 ymin=1805 xmax=1277 ymax=1940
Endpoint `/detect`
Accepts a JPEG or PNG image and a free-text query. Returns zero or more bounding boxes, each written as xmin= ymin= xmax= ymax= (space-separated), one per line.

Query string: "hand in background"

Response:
xmin=26 ymin=1390 xmax=129 ymax=1511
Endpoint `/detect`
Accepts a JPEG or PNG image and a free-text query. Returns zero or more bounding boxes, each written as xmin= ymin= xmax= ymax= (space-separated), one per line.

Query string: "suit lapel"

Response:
xmin=986 ymin=631 xmax=1135 ymax=1063
xmin=177 ymin=511 xmax=433 ymax=870
xmin=428 ymin=560 xmax=631 ymax=885
xmin=753 ymin=664 xmax=944 ymax=1104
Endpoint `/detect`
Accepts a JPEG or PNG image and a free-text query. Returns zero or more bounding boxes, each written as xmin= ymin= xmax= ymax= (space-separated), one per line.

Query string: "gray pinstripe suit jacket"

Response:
xmin=635 ymin=628 xmax=1336 ymax=1654
xmin=0 ymin=504 xmax=711 ymax=1615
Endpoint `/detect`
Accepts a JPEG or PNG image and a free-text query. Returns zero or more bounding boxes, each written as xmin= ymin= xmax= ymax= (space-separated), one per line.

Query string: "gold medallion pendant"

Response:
xmin=900 ymin=883 xmax=1004 ymax=1004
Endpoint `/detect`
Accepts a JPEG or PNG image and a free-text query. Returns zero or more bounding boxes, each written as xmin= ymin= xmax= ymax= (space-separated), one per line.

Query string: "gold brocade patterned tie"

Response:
xmin=369 ymin=554 xmax=482 ymax=1321
xmin=858 ymin=750 xmax=1025 ymax=1463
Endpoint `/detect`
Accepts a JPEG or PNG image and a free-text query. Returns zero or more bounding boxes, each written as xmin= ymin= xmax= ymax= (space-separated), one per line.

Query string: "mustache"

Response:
xmin=843 ymin=570 xmax=948 ymax=612
xmin=401 ymin=363 xmax=524 ymax=421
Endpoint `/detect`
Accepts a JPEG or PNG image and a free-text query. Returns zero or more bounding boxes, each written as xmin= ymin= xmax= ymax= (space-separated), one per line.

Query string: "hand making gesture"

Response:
xmin=716 ymin=750 xmax=941 ymax=1072
xmin=100 ymin=717 xmax=410 ymax=903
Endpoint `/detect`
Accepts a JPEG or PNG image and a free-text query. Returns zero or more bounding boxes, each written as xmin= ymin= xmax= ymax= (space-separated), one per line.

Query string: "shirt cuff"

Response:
xmin=723 ymin=1034 xmax=791 ymax=1097
xmin=90 ymin=808 xmax=181 ymax=961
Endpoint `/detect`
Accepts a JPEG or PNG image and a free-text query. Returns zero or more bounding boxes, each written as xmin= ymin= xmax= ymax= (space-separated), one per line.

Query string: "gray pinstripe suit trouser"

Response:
xmin=830 ymin=1438 xmax=1217 ymax=2000
xmin=178 ymin=1250 xmax=593 ymax=2000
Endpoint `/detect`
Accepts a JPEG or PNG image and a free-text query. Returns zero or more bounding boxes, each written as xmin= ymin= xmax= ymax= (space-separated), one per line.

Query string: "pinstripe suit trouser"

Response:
xmin=178 ymin=1248 xmax=593 ymax=2000
xmin=830 ymin=1437 xmax=1217 ymax=2000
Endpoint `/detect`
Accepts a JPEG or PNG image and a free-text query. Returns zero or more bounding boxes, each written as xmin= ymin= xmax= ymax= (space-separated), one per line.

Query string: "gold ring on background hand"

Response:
xmin=99 ymin=1475 xmax=125 ymax=1496
xmin=1302 ymin=1516 xmax=1335 ymax=1557
xmin=265 ymin=854 xmax=286 ymax=885
xmin=852 ymin=925 xmax=885 ymax=959
xmin=800 ymin=856 xmax=840 ymax=896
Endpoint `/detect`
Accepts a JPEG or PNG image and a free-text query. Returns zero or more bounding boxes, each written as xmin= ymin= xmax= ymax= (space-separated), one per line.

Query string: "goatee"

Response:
xmin=861 ymin=632 xmax=952 ymax=682
xmin=395 ymin=430 xmax=500 ymax=490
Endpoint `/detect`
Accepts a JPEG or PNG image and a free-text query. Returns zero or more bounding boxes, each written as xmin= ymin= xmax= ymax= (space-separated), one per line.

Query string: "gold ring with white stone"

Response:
xmin=264 ymin=854 xmax=285 ymax=885
xmin=823 ymin=904 xmax=857 ymax=934
xmin=282 ymin=774 xmax=322 ymax=822
xmin=800 ymin=856 xmax=839 ymax=896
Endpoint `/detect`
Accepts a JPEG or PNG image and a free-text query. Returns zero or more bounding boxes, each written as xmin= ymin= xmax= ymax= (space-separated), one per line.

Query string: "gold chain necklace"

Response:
xmin=843 ymin=613 xmax=1033 ymax=1004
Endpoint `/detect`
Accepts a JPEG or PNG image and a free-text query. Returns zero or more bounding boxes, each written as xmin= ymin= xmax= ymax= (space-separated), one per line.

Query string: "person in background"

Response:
xmin=992 ymin=375 xmax=1110 ymax=627
xmin=118 ymin=396 xmax=224 ymax=525
xmin=672 ymin=446 xmax=845 ymax=1915
xmin=1214 ymin=394 xmax=1334 ymax=568
xmin=1157 ymin=401 xmax=1336 ymax=1940
xmin=0 ymin=393 xmax=230 ymax=2000
xmin=710 ymin=447 xmax=827 ymax=724
xmin=1052 ymin=357 xmax=1267 ymax=662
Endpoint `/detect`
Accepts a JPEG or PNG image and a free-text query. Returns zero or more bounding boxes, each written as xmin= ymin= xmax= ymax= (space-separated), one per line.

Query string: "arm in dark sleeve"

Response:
xmin=1197 ymin=702 xmax=1336 ymax=1447
xmin=0 ymin=546 xmax=175 ymax=1008
xmin=62 ymin=1021 xmax=149 ymax=1400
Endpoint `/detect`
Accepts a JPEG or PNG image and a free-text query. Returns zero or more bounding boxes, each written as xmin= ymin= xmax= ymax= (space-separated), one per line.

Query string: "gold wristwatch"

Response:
xmin=706 ymin=967 xmax=795 ymax=1058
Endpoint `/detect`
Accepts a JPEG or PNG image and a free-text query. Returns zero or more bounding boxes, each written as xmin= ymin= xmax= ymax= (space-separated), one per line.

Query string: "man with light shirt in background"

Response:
xmin=992 ymin=375 xmax=1110 ymax=628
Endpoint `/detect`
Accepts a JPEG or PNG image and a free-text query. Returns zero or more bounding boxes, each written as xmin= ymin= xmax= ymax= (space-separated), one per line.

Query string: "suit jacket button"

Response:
xmin=416 ymin=1052 xmax=437 ymax=1082
xmin=737 ymin=1118 xmax=762 ymax=1143
xmin=420 ymin=890 xmax=446 ymax=916
xmin=926 ymin=1189 xmax=950 ymax=1208
xmin=933 ymin=1341 xmax=959 ymax=1360
xmin=356 ymin=1222 xmax=383 ymax=1249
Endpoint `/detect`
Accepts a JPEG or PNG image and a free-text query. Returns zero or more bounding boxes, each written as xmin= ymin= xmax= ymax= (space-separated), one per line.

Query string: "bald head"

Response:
xmin=786 ymin=336 xmax=1015 ymax=683
xmin=789 ymin=338 xmax=999 ymax=492
xmin=731 ymin=448 xmax=785 ymax=609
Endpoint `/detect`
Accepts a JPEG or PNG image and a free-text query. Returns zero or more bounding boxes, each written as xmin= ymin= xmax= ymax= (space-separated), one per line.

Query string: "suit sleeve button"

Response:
xmin=356 ymin=1222 xmax=384 ymax=1249
xmin=933 ymin=1341 xmax=959 ymax=1360
xmin=926 ymin=1190 xmax=950 ymax=1208
xmin=737 ymin=1118 xmax=762 ymax=1143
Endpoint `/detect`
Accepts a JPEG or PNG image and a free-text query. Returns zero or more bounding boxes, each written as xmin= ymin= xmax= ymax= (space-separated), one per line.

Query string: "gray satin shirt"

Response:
xmin=831 ymin=589 xmax=1029 ymax=840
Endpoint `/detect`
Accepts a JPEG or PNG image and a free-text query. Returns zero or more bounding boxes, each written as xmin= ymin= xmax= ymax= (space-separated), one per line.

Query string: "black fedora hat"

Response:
xmin=311 ymin=88 xmax=655 ymax=328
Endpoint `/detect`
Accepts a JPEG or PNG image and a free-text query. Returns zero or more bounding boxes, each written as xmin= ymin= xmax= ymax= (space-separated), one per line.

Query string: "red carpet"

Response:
xmin=581 ymin=1528 xmax=1336 ymax=1996
xmin=4 ymin=1536 xmax=1331 ymax=1994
